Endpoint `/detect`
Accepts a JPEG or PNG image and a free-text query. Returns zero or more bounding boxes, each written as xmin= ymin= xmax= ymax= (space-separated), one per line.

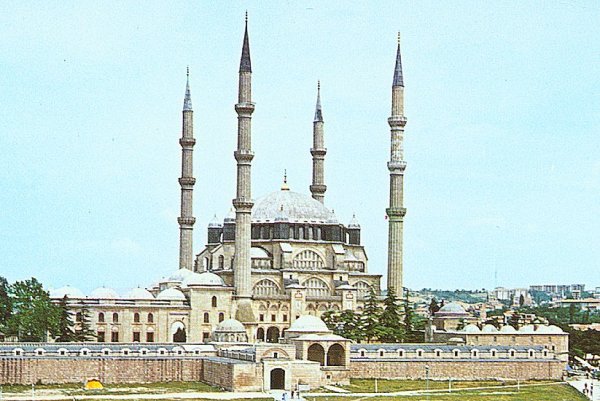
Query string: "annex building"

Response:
xmin=1 ymin=18 xmax=567 ymax=390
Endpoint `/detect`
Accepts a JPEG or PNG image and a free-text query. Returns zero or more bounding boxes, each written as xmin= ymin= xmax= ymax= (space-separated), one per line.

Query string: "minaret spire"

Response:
xmin=310 ymin=80 xmax=327 ymax=203
xmin=178 ymin=67 xmax=196 ymax=271
xmin=386 ymin=33 xmax=407 ymax=296
xmin=233 ymin=14 xmax=256 ymax=323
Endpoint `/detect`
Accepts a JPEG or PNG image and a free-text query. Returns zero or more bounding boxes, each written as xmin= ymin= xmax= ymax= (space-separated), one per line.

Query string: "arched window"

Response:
xmin=98 ymin=312 xmax=105 ymax=323
xmin=212 ymin=296 xmax=217 ymax=308
xmin=218 ymin=255 xmax=224 ymax=269
xmin=303 ymin=277 xmax=329 ymax=297
xmin=293 ymin=250 xmax=325 ymax=269
xmin=133 ymin=312 xmax=140 ymax=323
xmin=353 ymin=281 xmax=373 ymax=298
xmin=112 ymin=313 xmax=119 ymax=323
xmin=203 ymin=312 xmax=210 ymax=323
xmin=257 ymin=327 xmax=265 ymax=342
xmin=147 ymin=313 xmax=154 ymax=323
xmin=327 ymin=343 xmax=345 ymax=366
xmin=218 ymin=312 xmax=224 ymax=322
xmin=253 ymin=279 xmax=280 ymax=296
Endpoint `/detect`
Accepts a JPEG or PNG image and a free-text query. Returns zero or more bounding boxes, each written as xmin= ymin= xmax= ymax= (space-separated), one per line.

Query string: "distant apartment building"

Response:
xmin=490 ymin=287 xmax=531 ymax=306
xmin=529 ymin=284 xmax=585 ymax=294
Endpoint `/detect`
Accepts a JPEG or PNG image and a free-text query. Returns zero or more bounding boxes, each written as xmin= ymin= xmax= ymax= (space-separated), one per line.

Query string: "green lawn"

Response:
xmin=315 ymin=382 xmax=585 ymax=401
xmin=0 ymin=380 xmax=221 ymax=395
xmin=340 ymin=378 xmax=553 ymax=393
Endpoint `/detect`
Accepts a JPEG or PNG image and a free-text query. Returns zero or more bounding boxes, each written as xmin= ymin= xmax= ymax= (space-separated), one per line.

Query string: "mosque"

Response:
xmin=16 ymin=18 xmax=565 ymax=390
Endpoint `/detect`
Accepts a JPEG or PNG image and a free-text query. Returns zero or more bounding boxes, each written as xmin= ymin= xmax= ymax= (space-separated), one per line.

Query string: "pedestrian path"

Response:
xmin=569 ymin=378 xmax=599 ymax=400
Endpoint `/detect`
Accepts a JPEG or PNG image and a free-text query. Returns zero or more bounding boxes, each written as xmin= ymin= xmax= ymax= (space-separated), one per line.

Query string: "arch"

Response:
xmin=212 ymin=296 xmax=218 ymax=307
xmin=257 ymin=327 xmax=265 ymax=342
xmin=133 ymin=312 xmax=140 ymax=323
xmin=302 ymin=277 xmax=329 ymax=297
xmin=203 ymin=312 xmax=210 ymax=323
xmin=270 ymin=368 xmax=285 ymax=390
xmin=112 ymin=312 xmax=119 ymax=323
xmin=266 ymin=326 xmax=280 ymax=343
xmin=98 ymin=312 xmax=105 ymax=323
xmin=147 ymin=313 xmax=154 ymax=323
xmin=293 ymin=250 xmax=325 ymax=269
xmin=253 ymin=279 xmax=280 ymax=296
xmin=327 ymin=343 xmax=345 ymax=366
xmin=353 ymin=281 xmax=373 ymax=298
xmin=171 ymin=321 xmax=187 ymax=343
xmin=307 ymin=343 xmax=325 ymax=365
xmin=218 ymin=312 xmax=224 ymax=322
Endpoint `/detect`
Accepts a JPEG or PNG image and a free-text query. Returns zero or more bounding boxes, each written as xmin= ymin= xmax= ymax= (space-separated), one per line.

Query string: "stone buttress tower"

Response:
xmin=386 ymin=34 xmax=407 ymax=295
xmin=233 ymin=16 xmax=256 ymax=322
xmin=178 ymin=68 xmax=196 ymax=271
xmin=310 ymin=81 xmax=327 ymax=203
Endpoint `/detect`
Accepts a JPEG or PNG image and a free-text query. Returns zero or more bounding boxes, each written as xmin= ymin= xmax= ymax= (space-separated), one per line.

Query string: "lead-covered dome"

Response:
xmin=288 ymin=315 xmax=330 ymax=333
xmin=435 ymin=302 xmax=469 ymax=316
xmin=50 ymin=286 xmax=85 ymax=299
xmin=215 ymin=319 xmax=245 ymax=333
xmin=125 ymin=287 xmax=154 ymax=300
xmin=156 ymin=288 xmax=186 ymax=301
xmin=90 ymin=287 xmax=120 ymax=299
xmin=252 ymin=189 xmax=331 ymax=223
xmin=183 ymin=272 xmax=225 ymax=287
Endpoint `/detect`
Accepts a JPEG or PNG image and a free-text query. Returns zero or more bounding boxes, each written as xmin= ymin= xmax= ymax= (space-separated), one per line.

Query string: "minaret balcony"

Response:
xmin=310 ymin=148 xmax=327 ymax=157
xmin=387 ymin=161 xmax=407 ymax=173
xmin=179 ymin=177 xmax=196 ymax=187
xmin=310 ymin=184 xmax=327 ymax=193
xmin=179 ymin=137 xmax=196 ymax=147
xmin=386 ymin=207 xmax=407 ymax=220
xmin=178 ymin=217 xmax=196 ymax=226
xmin=388 ymin=116 xmax=407 ymax=127
xmin=232 ymin=199 xmax=254 ymax=212
xmin=234 ymin=150 xmax=255 ymax=163
xmin=235 ymin=102 xmax=255 ymax=114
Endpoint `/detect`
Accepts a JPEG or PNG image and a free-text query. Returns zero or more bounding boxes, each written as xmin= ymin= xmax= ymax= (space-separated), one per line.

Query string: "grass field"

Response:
xmin=0 ymin=380 xmax=221 ymax=395
xmin=339 ymin=378 xmax=554 ymax=393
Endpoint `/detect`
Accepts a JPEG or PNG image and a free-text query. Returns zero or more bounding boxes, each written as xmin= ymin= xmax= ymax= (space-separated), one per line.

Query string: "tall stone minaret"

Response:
xmin=178 ymin=67 xmax=196 ymax=271
xmin=233 ymin=15 xmax=256 ymax=323
xmin=310 ymin=81 xmax=327 ymax=203
xmin=386 ymin=34 xmax=407 ymax=295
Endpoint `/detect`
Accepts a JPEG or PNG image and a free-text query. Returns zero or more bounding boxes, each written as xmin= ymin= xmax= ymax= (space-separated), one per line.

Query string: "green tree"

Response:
xmin=362 ymin=288 xmax=382 ymax=342
xmin=0 ymin=276 xmax=11 ymax=329
xmin=74 ymin=302 xmax=96 ymax=342
xmin=55 ymin=295 xmax=76 ymax=342
xmin=519 ymin=294 xmax=525 ymax=308
xmin=7 ymin=278 xmax=59 ymax=341
xmin=378 ymin=287 xmax=405 ymax=342
xmin=428 ymin=298 xmax=440 ymax=315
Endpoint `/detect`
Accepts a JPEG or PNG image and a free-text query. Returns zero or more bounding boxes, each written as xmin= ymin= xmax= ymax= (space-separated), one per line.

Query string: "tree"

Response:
xmin=519 ymin=294 xmax=525 ymax=308
xmin=362 ymin=288 xmax=382 ymax=342
xmin=0 ymin=276 xmax=11 ymax=329
xmin=428 ymin=298 xmax=440 ymax=315
xmin=7 ymin=278 xmax=59 ymax=341
xmin=55 ymin=295 xmax=76 ymax=342
xmin=74 ymin=302 xmax=96 ymax=342
xmin=378 ymin=287 xmax=406 ymax=342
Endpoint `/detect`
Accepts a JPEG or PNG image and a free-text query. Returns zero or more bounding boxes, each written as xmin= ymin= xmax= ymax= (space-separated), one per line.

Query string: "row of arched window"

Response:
xmin=202 ymin=312 xmax=225 ymax=324
xmin=357 ymin=348 xmax=548 ymax=359
xmin=97 ymin=312 xmax=154 ymax=324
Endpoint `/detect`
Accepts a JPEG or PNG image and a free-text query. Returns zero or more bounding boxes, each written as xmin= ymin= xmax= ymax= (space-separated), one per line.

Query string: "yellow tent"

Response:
xmin=84 ymin=379 xmax=103 ymax=390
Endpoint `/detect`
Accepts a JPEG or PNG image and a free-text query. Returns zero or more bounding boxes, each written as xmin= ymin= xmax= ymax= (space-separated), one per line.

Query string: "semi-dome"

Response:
xmin=215 ymin=319 xmax=245 ymax=332
xmin=288 ymin=315 xmax=329 ymax=333
xmin=90 ymin=287 xmax=120 ymax=299
xmin=183 ymin=272 xmax=225 ymax=287
xmin=50 ymin=286 xmax=85 ymax=299
xmin=252 ymin=189 xmax=332 ymax=223
xmin=156 ymin=288 xmax=186 ymax=301
xmin=251 ymin=247 xmax=270 ymax=259
xmin=125 ymin=287 xmax=154 ymax=300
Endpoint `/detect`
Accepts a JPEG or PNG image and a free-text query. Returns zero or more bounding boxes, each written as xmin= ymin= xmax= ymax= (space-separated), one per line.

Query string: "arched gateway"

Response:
xmin=270 ymin=368 xmax=285 ymax=390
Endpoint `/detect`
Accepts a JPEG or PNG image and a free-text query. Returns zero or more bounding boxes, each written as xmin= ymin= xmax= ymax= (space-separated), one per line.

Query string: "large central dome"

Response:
xmin=252 ymin=189 xmax=331 ymax=223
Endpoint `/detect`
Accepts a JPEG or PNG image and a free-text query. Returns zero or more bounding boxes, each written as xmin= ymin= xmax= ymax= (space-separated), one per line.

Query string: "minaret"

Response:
xmin=386 ymin=33 xmax=407 ymax=295
xmin=233 ymin=14 xmax=256 ymax=323
xmin=310 ymin=81 xmax=327 ymax=203
xmin=178 ymin=67 xmax=196 ymax=271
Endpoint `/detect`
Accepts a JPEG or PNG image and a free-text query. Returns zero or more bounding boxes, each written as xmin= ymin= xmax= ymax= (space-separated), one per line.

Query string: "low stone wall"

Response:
xmin=0 ymin=357 xmax=203 ymax=385
xmin=349 ymin=359 xmax=564 ymax=381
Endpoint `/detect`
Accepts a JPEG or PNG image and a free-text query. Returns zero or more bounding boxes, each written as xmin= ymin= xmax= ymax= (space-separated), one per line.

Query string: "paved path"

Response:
xmin=569 ymin=379 xmax=600 ymax=400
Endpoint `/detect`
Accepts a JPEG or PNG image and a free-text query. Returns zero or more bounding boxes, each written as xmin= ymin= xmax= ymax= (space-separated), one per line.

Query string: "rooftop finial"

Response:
xmin=393 ymin=33 xmax=404 ymax=87
xmin=281 ymin=169 xmax=290 ymax=190
xmin=239 ymin=12 xmax=252 ymax=73
xmin=314 ymin=80 xmax=323 ymax=122
xmin=183 ymin=66 xmax=192 ymax=111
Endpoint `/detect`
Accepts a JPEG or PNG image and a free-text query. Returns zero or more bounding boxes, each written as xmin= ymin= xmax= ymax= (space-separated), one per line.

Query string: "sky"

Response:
xmin=1 ymin=2 xmax=599 ymax=295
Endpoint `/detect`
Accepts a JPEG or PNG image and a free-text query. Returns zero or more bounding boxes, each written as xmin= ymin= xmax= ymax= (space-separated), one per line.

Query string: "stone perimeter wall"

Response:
xmin=350 ymin=359 xmax=564 ymax=381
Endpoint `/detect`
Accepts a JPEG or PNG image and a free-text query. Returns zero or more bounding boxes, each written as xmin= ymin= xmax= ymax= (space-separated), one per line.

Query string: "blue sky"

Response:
xmin=1 ymin=2 xmax=598 ymax=294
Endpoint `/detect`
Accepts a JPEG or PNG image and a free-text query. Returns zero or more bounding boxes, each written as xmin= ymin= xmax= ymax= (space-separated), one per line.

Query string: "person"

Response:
xmin=584 ymin=382 xmax=588 ymax=395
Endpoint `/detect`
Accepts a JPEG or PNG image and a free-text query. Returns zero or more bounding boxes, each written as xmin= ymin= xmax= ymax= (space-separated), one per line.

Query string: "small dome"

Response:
xmin=536 ymin=325 xmax=563 ymax=334
xmin=481 ymin=324 xmax=498 ymax=333
xmin=157 ymin=288 xmax=186 ymax=301
xmin=50 ymin=286 xmax=85 ymax=299
xmin=183 ymin=272 xmax=224 ymax=287
xmin=224 ymin=207 xmax=236 ymax=223
xmin=252 ymin=189 xmax=332 ymax=223
xmin=215 ymin=319 xmax=245 ymax=332
xmin=436 ymin=302 xmax=468 ymax=316
xmin=500 ymin=325 xmax=517 ymax=333
xmin=208 ymin=214 xmax=222 ymax=228
xmin=326 ymin=209 xmax=339 ymax=224
xmin=463 ymin=324 xmax=481 ymax=333
xmin=90 ymin=287 xmax=120 ymax=299
xmin=519 ymin=325 xmax=535 ymax=333
xmin=166 ymin=268 xmax=195 ymax=283
xmin=288 ymin=315 xmax=329 ymax=333
xmin=251 ymin=247 xmax=270 ymax=259
xmin=125 ymin=287 xmax=154 ymax=300
xmin=348 ymin=214 xmax=360 ymax=228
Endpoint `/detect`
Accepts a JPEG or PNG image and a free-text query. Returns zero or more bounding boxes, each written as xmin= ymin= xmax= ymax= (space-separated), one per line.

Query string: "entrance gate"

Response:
xmin=270 ymin=368 xmax=285 ymax=390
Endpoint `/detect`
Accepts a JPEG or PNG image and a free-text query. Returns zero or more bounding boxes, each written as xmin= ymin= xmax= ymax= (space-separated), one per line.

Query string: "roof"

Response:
xmin=288 ymin=315 xmax=330 ymax=333
xmin=50 ymin=286 xmax=85 ymax=299
xmin=90 ymin=287 xmax=120 ymax=299
xmin=435 ymin=302 xmax=468 ymax=316
xmin=183 ymin=272 xmax=225 ymax=287
xmin=215 ymin=319 xmax=245 ymax=333
xmin=125 ymin=287 xmax=154 ymax=300
xmin=252 ymin=189 xmax=332 ymax=223
xmin=156 ymin=288 xmax=186 ymax=301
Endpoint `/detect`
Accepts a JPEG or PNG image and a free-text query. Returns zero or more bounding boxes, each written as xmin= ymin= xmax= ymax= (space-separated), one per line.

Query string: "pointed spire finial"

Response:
xmin=239 ymin=12 xmax=252 ymax=73
xmin=281 ymin=169 xmax=290 ymax=190
xmin=393 ymin=32 xmax=404 ymax=87
xmin=183 ymin=66 xmax=193 ymax=111
xmin=314 ymin=80 xmax=323 ymax=122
